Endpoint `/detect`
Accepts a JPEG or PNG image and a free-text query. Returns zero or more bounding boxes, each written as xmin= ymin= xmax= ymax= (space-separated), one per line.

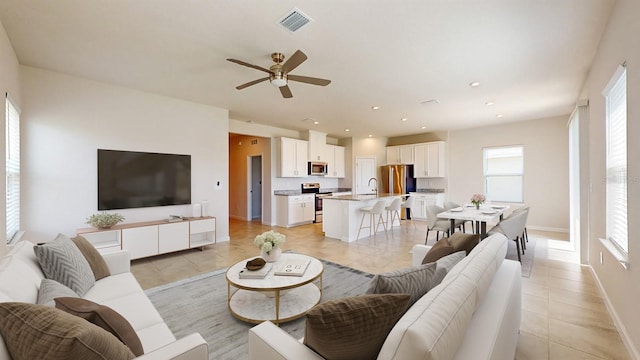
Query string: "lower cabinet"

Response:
xmin=276 ymin=194 xmax=315 ymax=227
xmin=409 ymin=193 xmax=445 ymax=221
xmin=78 ymin=217 xmax=216 ymax=260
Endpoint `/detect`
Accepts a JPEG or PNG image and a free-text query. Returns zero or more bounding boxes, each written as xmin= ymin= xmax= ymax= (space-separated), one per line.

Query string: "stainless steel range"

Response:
xmin=301 ymin=183 xmax=332 ymax=223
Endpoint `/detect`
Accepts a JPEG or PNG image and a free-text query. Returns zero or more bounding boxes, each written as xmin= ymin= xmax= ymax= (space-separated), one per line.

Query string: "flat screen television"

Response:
xmin=98 ymin=149 xmax=191 ymax=210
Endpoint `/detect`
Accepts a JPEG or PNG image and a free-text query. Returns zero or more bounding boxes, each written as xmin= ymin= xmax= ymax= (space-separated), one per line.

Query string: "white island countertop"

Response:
xmin=323 ymin=194 xmax=405 ymax=242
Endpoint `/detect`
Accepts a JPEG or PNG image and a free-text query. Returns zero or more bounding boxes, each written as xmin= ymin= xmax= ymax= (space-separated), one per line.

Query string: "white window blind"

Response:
xmin=603 ymin=65 xmax=627 ymax=253
xmin=483 ymin=145 xmax=524 ymax=202
xmin=5 ymin=95 xmax=20 ymax=243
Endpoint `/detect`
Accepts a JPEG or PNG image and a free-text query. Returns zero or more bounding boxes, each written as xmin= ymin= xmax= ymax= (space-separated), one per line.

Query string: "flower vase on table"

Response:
xmin=254 ymin=230 xmax=286 ymax=263
xmin=470 ymin=193 xmax=486 ymax=210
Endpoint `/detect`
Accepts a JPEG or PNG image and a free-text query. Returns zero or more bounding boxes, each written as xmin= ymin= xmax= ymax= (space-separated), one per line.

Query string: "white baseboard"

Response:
xmin=588 ymin=266 xmax=640 ymax=360
xmin=526 ymin=225 xmax=569 ymax=233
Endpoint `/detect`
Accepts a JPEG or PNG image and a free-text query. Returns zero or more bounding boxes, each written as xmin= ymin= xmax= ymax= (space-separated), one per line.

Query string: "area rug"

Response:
xmin=505 ymin=235 xmax=536 ymax=277
xmin=146 ymin=258 xmax=374 ymax=360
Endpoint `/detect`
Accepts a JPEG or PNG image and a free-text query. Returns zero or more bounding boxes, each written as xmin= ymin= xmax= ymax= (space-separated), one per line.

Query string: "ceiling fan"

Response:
xmin=227 ymin=50 xmax=331 ymax=98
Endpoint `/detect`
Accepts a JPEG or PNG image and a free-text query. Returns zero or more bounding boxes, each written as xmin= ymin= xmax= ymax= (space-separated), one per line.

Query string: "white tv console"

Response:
xmin=76 ymin=216 xmax=216 ymax=260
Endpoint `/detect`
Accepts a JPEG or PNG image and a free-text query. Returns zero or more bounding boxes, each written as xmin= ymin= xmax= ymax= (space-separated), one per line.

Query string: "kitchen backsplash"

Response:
xmin=272 ymin=176 xmax=341 ymax=191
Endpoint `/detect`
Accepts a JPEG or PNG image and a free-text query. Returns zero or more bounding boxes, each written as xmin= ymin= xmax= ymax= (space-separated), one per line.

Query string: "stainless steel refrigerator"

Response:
xmin=380 ymin=164 xmax=416 ymax=218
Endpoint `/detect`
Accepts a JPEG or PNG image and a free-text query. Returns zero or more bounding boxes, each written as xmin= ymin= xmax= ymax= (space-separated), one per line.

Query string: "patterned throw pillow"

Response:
xmin=55 ymin=297 xmax=144 ymax=356
xmin=0 ymin=302 xmax=135 ymax=360
xmin=36 ymin=279 xmax=78 ymax=307
xmin=33 ymin=234 xmax=95 ymax=296
xmin=71 ymin=235 xmax=111 ymax=280
xmin=365 ymin=262 xmax=445 ymax=306
xmin=304 ymin=294 xmax=410 ymax=360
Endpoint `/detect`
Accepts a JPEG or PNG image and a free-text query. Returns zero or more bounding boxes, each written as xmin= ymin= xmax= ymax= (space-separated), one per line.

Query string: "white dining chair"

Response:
xmin=512 ymin=204 xmax=530 ymax=246
xmin=425 ymin=205 xmax=451 ymax=244
xmin=488 ymin=209 xmax=528 ymax=262
xmin=356 ymin=200 xmax=388 ymax=240
xmin=443 ymin=201 xmax=473 ymax=233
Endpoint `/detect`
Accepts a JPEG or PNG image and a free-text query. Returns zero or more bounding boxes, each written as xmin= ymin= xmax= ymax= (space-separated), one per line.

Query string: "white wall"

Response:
xmin=0 ymin=21 xmax=20 ymax=255
xmin=581 ymin=0 xmax=640 ymax=356
xmin=448 ymin=115 xmax=569 ymax=231
xmin=20 ymin=66 xmax=230 ymax=243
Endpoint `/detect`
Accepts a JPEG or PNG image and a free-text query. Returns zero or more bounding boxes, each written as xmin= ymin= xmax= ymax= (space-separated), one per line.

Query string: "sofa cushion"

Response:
xmin=36 ymin=279 xmax=78 ymax=307
xmin=448 ymin=232 xmax=480 ymax=255
xmin=55 ymin=297 xmax=144 ymax=356
xmin=71 ymin=235 xmax=111 ymax=280
xmin=365 ymin=262 xmax=445 ymax=307
xmin=304 ymin=294 xmax=410 ymax=360
xmin=421 ymin=237 xmax=455 ymax=264
xmin=33 ymin=234 xmax=95 ymax=296
xmin=377 ymin=234 xmax=508 ymax=360
xmin=0 ymin=302 xmax=135 ymax=360
xmin=0 ymin=256 xmax=42 ymax=303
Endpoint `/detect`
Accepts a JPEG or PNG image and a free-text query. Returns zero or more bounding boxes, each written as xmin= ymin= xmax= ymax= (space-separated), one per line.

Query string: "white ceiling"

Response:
xmin=0 ymin=0 xmax=615 ymax=139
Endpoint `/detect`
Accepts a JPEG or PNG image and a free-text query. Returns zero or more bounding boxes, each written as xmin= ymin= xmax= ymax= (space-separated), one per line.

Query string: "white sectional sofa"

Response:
xmin=248 ymin=233 xmax=521 ymax=360
xmin=0 ymin=240 xmax=208 ymax=360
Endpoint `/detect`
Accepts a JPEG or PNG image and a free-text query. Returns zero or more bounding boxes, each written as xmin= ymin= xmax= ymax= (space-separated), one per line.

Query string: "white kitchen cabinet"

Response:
xmin=307 ymin=130 xmax=327 ymax=161
xmin=276 ymin=194 xmax=315 ymax=227
xmin=324 ymin=144 xmax=345 ymax=178
xmin=414 ymin=141 xmax=446 ymax=178
xmin=409 ymin=192 xmax=445 ymax=221
xmin=279 ymin=137 xmax=308 ymax=177
xmin=158 ymin=221 xmax=189 ymax=254
xmin=386 ymin=145 xmax=414 ymax=164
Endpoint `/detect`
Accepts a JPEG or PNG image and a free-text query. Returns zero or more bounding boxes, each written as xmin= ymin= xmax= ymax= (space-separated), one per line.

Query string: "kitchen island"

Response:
xmin=322 ymin=193 xmax=405 ymax=242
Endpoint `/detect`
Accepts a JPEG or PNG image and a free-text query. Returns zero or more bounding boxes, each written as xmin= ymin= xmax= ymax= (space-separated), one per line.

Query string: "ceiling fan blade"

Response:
xmin=288 ymin=75 xmax=331 ymax=86
xmin=226 ymin=58 xmax=272 ymax=74
xmin=279 ymin=85 xmax=293 ymax=98
xmin=236 ymin=77 xmax=269 ymax=90
xmin=281 ymin=50 xmax=307 ymax=73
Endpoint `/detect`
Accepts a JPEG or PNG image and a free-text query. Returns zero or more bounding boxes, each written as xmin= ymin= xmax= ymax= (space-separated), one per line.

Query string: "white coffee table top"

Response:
xmin=226 ymin=253 xmax=323 ymax=290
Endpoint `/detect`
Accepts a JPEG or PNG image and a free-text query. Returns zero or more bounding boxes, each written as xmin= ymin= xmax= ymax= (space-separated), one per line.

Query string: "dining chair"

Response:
xmin=400 ymin=196 xmax=415 ymax=228
xmin=385 ymin=198 xmax=402 ymax=229
xmin=425 ymin=205 xmax=451 ymax=245
xmin=488 ymin=209 xmax=528 ymax=262
xmin=443 ymin=201 xmax=473 ymax=233
xmin=356 ymin=200 xmax=388 ymax=240
xmin=512 ymin=205 xmax=530 ymax=245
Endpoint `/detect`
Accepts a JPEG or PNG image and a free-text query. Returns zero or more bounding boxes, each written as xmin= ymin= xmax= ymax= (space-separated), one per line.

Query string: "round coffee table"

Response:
xmin=226 ymin=253 xmax=323 ymax=324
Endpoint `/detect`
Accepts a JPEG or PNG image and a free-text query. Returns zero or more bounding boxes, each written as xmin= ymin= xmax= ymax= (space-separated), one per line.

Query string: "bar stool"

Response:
xmin=400 ymin=196 xmax=415 ymax=228
xmin=356 ymin=200 xmax=388 ymax=240
xmin=385 ymin=198 xmax=402 ymax=229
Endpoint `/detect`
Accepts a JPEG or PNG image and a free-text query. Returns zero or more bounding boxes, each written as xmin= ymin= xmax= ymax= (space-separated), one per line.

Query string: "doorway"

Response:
xmin=248 ymin=155 xmax=262 ymax=220
xmin=355 ymin=157 xmax=377 ymax=194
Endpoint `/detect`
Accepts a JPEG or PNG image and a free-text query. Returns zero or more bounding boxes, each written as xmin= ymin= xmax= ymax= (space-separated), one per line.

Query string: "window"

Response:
xmin=483 ymin=145 xmax=524 ymax=203
xmin=5 ymin=94 xmax=20 ymax=243
xmin=603 ymin=65 xmax=627 ymax=253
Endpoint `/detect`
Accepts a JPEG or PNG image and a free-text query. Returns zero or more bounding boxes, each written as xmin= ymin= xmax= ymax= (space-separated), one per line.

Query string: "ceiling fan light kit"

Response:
xmin=227 ymin=49 xmax=331 ymax=98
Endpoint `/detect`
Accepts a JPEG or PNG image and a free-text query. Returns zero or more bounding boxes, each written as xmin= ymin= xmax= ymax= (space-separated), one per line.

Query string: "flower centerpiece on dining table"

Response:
xmin=254 ymin=230 xmax=286 ymax=262
xmin=470 ymin=193 xmax=486 ymax=210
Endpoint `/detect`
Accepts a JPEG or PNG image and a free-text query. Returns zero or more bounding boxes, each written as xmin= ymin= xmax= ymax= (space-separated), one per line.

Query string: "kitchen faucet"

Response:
xmin=368 ymin=178 xmax=378 ymax=196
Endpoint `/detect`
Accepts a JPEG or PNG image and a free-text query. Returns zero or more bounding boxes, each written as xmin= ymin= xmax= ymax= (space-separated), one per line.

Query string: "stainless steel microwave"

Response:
xmin=308 ymin=161 xmax=328 ymax=176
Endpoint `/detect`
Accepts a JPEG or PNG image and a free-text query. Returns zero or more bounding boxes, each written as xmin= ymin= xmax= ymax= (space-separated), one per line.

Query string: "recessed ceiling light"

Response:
xmin=368 ymin=134 xmax=373 ymax=138
xmin=420 ymin=126 xmax=427 ymax=129
xmin=485 ymin=101 xmax=495 ymax=106
xmin=470 ymin=81 xmax=480 ymax=87
xmin=313 ymin=121 xmax=319 ymax=125
xmin=496 ymin=114 xmax=504 ymax=118
xmin=401 ymin=118 xmax=408 ymax=122
xmin=372 ymin=106 xmax=380 ymax=110
xmin=344 ymin=128 xmax=350 ymax=132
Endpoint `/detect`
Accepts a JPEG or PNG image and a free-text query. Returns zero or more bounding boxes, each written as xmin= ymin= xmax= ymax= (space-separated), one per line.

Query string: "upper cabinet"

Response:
xmin=386 ymin=145 xmax=414 ymax=164
xmin=414 ymin=141 xmax=446 ymax=178
xmin=324 ymin=144 xmax=345 ymax=178
xmin=307 ymin=130 xmax=327 ymax=161
xmin=278 ymin=137 xmax=308 ymax=177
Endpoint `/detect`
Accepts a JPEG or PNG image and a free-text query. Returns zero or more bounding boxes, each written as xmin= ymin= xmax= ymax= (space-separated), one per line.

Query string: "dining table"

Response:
xmin=437 ymin=204 xmax=510 ymax=239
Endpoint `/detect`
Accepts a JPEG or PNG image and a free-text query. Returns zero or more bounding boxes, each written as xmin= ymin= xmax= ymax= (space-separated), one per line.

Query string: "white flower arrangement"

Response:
xmin=254 ymin=230 xmax=285 ymax=254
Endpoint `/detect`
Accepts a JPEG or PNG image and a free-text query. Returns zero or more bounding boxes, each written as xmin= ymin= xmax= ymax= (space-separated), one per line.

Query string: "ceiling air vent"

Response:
xmin=278 ymin=7 xmax=314 ymax=33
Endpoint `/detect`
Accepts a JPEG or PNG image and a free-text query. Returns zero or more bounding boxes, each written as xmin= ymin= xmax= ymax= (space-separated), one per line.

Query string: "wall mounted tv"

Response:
xmin=98 ymin=149 xmax=191 ymax=210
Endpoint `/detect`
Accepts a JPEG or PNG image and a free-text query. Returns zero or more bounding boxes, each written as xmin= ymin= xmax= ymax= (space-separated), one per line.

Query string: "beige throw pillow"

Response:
xmin=303 ymin=294 xmax=410 ymax=360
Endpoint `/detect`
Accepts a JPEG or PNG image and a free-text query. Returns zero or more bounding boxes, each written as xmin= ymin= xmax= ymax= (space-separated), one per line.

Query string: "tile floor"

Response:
xmin=131 ymin=218 xmax=631 ymax=360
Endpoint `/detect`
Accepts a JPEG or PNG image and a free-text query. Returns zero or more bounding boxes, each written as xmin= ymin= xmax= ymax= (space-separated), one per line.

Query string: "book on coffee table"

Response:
xmin=239 ymin=263 xmax=273 ymax=279
xmin=274 ymin=258 xmax=311 ymax=277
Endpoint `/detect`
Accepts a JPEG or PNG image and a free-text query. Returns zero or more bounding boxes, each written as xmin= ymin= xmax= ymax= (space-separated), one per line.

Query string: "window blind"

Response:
xmin=5 ymin=95 xmax=20 ymax=243
xmin=603 ymin=66 xmax=627 ymax=253
xmin=483 ymin=145 xmax=524 ymax=202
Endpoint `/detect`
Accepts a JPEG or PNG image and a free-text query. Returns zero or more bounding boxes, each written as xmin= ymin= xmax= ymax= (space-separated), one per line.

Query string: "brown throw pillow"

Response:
xmin=0 ymin=302 xmax=135 ymax=360
xmin=55 ymin=297 xmax=144 ymax=356
xmin=448 ymin=232 xmax=481 ymax=255
xmin=71 ymin=235 xmax=111 ymax=280
xmin=303 ymin=294 xmax=410 ymax=360
xmin=422 ymin=237 xmax=455 ymax=264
